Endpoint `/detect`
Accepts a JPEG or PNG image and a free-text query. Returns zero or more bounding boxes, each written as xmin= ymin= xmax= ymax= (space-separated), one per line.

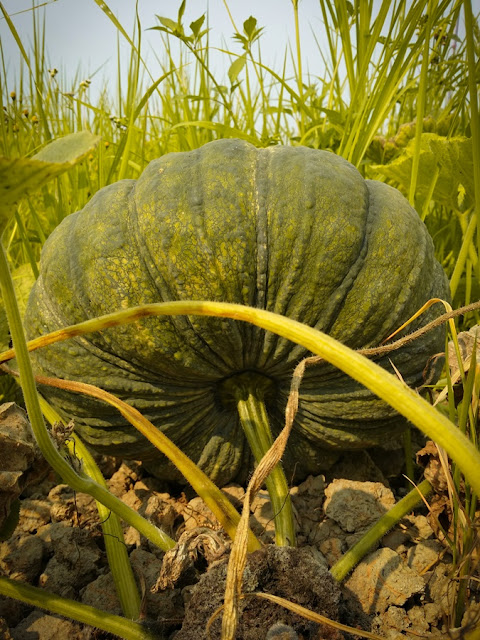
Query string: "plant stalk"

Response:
xmin=0 ymin=576 xmax=156 ymax=640
xmin=225 ymin=372 xmax=296 ymax=547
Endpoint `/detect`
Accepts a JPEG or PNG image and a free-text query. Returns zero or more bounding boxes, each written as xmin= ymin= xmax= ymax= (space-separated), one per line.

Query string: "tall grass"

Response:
xmin=1 ymin=1 xmax=478 ymax=322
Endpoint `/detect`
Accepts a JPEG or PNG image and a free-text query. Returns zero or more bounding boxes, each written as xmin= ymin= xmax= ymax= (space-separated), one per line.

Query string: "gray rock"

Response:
xmin=345 ymin=547 xmax=424 ymax=614
xmin=0 ymin=534 xmax=45 ymax=582
xmin=11 ymin=610 xmax=84 ymax=640
xmin=406 ymin=539 xmax=443 ymax=574
xmin=324 ymin=479 xmax=396 ymax=533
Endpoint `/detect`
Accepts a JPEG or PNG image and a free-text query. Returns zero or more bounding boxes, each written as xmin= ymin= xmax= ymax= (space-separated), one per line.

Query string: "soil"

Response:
xmin=0 ymin=403 xmax=479 ymax=640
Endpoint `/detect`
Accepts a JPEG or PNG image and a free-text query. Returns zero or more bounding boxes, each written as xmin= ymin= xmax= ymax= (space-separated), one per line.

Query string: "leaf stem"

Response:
xmin=224 ymin=372 xmax=296 ymax=546
xmin=0 ymin=575 xmax=156 ymax=640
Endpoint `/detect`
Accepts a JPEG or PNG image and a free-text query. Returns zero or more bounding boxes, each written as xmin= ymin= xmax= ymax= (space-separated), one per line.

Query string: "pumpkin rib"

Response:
xmin=133 ymin=145 xmax=256 ymax=376
xmin=257 ymin=145 xmax=372 ymax=372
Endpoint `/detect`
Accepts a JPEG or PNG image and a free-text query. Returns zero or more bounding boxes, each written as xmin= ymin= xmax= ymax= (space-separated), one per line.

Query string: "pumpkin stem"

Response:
xmin=222 ymin=372 xmax=296 ymax=547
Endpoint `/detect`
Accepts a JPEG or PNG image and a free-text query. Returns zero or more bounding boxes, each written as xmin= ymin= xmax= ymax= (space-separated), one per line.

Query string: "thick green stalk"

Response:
xmin=41 ymin=389 xmax=141 ymax=619
xmin=70 ymin=433 xmax=142 ymax=620
xmin=224 ymin=372 xmax=296 ymax=547
xmin=0 ymin=242 xmax=175 ymax=553
xmin=330 ymin=479 xmax=433 ymax=582
xmin=0 ymin=576 xmax=156 ymax=640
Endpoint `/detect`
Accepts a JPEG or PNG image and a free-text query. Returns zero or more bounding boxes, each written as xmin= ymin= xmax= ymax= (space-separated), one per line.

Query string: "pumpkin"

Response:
xmin=24 ymin=139 xmax=449 ymax=485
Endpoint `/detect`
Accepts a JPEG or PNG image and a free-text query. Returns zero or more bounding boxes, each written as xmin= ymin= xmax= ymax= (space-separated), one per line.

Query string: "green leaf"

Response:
xmin=190 ymin=14 xmax=206 ymax=38
xmin=0 ymin=131 xmax=100 ymax=232
xmin=158 ymin=16 xmax=180 ymax=32
xmin=243 ymin=15 xmax=258 ymax=38
xmin=177 ymin=0 xmax=187 ymax=24
xmin=32 ymin=130 xmax=99 ymax=164
xmin=372 ymin=134 xmax=474 ymax=211
xmin=228 ymin=55 xmax=247 ymax=84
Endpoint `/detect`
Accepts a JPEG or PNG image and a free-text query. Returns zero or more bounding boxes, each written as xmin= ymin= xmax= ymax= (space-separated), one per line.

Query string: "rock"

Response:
xmin=183 ymin=496 xmax=220 ymax=531
xmin=404 ymin=513 xmax=435 ymax=540
xmin=382 ymin=529 xmax=410 ymax=553
xmin=323 ymin=479 xmax=396 ymax=533
xmin=265 ymin=622 xmax=299 ymax=639
xmin=293 ymin=474 xmax=326 ymax=497
xmin=407 ymin=605 xmax=431 ymax=634
xmin=177 ymin=546 xmax=343 ymax=640
xmin=406 ymin=539 xmax=443 ymax=574
xmin=0 ymin=617 xmax=13 ymax=639
xmin=306 ymin=517 xmax=345 ymax=566
xmin=290 ymin=475 xmax=325 ymax=541
xmin=345 ymin=547 xmax=424 ymax=614
xmin=107 ymin=461 xmax=140 ymax=497
xmin=0 ymin=596 xmax=31 ymax=629
xmin=121 ymin=488 xmax=143 ymax=511
xmin=16 ymin=499 xmax=51 ymax=533
xmin=0 ymin=534 xmax=45 ymax=582
xmin=130 ymin=548 xmax=184 ymax=627
xmin=250 ymin=490 xmax=276 ymax=540
xmin=0 ymin=403 xmax=49 ymax=536
xmin=124 ymin=525 xmax=141 ymax=547
xmin=80 ymin=571 xmax=123 ymax=615
xmin=221 ymin=483 xmax=245 ymax=510
xmin=38 ymin=525 xmax=102 ymax=598
xmin=142 ymin=494 xmax=177 ymax=533
xmin=426 ymin=562 xmax=457 ymax=618
xmin=10 ymin=610 xmax=84 ymax=640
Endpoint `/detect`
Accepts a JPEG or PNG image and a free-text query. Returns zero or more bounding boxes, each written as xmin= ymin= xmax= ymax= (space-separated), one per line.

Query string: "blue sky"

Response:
xmin=1 ymin=1 xmax=329 ymax=98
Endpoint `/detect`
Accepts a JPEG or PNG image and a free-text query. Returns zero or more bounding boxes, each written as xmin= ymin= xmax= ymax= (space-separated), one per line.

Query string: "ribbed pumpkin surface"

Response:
xmin=25 ymin=139 xmax=449 ymax=484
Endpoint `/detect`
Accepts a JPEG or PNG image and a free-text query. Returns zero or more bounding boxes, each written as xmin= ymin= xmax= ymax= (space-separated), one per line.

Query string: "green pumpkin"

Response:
xmin=25 ymin=139 xmax=449 ymax=485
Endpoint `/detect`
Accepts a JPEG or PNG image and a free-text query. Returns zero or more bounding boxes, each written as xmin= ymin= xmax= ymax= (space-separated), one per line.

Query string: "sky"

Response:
xmin=1 ymin=0 xmax=329 ymax=99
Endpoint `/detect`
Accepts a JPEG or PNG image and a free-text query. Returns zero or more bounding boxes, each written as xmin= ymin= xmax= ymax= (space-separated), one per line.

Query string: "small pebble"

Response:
xmin=265 ymin=622 xmax=298 ymax=639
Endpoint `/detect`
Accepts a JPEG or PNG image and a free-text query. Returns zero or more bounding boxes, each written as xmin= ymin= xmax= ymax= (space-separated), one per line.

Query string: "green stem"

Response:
xmin=330 ymin=479 xmax=433 ymax=582
xmin=0 ymin=242 xmax=175 ymax=553
xmin=71 ymin=434 xmax=142 ymax=619
xmin=40 ymin=395 xmax=141 ymax=620
xmin=0 ymin=576 xmax=156 ymax=640
xmin=223 ymin=372 xmax=296 ymax=547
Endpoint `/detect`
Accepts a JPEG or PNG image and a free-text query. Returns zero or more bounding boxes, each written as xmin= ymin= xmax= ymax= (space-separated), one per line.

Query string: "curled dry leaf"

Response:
xmin=416 ymin=440 xmax=450 ymax=494
xmin=447 ymin=325 xmax=480 ymax=378
xmin=154 ymin=527 xmax=229 ymax=591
